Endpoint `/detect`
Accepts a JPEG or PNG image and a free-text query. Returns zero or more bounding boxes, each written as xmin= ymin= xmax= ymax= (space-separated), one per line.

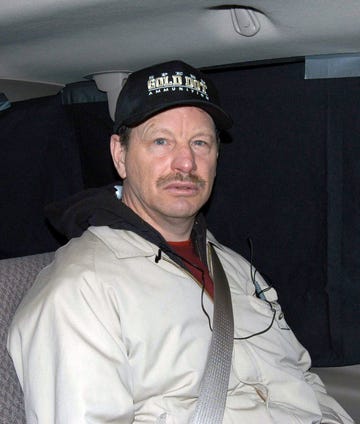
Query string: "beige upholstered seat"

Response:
xmin=0 ymin=252 xmax=54 ymax=424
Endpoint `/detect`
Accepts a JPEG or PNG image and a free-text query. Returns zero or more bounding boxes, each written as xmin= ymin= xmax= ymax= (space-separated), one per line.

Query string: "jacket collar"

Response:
xmin=46 ymin=183 xmax=210 ymax=269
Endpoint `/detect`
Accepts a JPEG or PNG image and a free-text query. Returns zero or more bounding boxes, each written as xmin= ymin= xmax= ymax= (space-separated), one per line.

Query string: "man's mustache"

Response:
xmin=156 ymin=173 xmax=206 ymax=188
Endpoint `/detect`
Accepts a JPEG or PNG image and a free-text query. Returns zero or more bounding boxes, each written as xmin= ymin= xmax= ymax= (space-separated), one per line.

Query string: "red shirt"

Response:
xmin=167 ymin=240 xmax=214 ymax=299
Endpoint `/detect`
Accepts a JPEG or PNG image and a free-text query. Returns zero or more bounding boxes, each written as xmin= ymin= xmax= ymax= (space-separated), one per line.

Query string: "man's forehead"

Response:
xmin=136 ymin=106 xmax=216 ymax=131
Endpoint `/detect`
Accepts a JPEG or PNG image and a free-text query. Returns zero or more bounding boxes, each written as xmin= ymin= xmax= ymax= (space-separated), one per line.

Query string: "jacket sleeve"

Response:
xmin=7 ymin=262 xmax=134 ymax=424
xmin=270 ymin=297 xmax=354 ymax=423
xmin=247 ymin=262 xmax=354 ymax=423
xmin=277 ymin=301 xmax=354 ymax=424
xmin=303 ymin=370 xmax=355 ymax=424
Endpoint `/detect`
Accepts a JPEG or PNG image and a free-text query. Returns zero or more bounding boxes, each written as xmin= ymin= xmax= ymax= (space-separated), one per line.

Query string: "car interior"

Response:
xmin=1 ymin=0 xmax=359 ymax=422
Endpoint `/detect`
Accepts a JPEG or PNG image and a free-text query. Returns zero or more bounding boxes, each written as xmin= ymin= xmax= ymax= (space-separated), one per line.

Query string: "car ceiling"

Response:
xmin=1 ymin=0 xmax=360 ymax=100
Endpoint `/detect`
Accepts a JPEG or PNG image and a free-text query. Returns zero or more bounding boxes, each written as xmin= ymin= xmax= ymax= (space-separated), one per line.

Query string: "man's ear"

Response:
xmin=110 ymin=134 xmax=127 ymax=179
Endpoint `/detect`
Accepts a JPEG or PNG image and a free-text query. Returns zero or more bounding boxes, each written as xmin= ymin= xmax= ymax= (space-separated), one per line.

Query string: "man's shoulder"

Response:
xmin=206 ymin=230 xmax=255 ymax=289
xmin=50 ymin=225 xmax=155 ymax=263
xmin=87 ymin=225 xmax=158 ymax=259
xmin=206 ymin=230 xmax=247 ymax=263
xmin=14 ymin=227 xmax=156 ymax=311
xmin=9 ymin=228 xmax=120 ymax=331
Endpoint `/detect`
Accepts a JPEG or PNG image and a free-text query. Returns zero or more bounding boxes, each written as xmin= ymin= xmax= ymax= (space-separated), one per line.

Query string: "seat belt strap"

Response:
xmin=190 ymin=242 xmax=234 ymax=424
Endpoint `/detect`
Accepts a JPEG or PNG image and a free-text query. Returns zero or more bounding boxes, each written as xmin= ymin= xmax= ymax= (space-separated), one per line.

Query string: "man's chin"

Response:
xmin=154 ymin=196 xmax=208 ymax=219
xmin=161 ymin=205 xmax=201 ymax=220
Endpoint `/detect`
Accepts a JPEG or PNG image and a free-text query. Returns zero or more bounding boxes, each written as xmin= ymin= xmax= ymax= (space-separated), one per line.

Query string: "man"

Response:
xmin=8 ymin=60 xmax=353 ymax=423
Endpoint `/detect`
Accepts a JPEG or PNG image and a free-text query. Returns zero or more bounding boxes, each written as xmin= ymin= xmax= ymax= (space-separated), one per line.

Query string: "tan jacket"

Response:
xmin=8 ymin=226 xmax=354 ymax=423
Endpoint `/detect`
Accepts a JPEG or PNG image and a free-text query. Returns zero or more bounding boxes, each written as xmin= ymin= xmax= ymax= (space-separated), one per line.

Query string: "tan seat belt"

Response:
xmin=190 ymin=242 xmax=234 ymax=424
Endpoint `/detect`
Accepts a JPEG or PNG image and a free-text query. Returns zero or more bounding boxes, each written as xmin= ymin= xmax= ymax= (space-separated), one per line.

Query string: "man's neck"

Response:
xmin=146 ymin=215 xmax=194 ymax=242
xmin=121 ymin=195 xmax=196 ymax=241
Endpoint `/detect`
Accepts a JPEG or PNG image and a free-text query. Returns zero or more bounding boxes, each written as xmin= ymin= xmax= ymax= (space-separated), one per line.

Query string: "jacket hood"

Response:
xmin=45 ymin=183 xmax=209 ymax=267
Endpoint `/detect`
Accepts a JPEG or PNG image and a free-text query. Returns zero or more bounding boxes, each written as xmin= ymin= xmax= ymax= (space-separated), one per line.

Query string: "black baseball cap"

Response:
xmin=113 ymin=60 xmax=232 ymax=133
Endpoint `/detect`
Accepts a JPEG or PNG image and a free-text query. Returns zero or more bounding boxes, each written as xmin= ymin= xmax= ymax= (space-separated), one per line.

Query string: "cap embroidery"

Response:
xmin=147 ymin=71 xmax=209 ymax=100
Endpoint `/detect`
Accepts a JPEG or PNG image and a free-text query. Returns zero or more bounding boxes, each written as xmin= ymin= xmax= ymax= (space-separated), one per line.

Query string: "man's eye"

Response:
xmin=192 ymin=140 xmax=209 ymax=148
xmin=154 ymin=138 xmax=167 ymax=146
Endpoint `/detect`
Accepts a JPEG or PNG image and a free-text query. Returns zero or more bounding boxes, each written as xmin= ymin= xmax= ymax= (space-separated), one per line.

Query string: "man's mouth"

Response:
xmin=157 ymin=173 xmax=205 ymax=190
xmin=162 ymin=181 xmax=201 ymax=195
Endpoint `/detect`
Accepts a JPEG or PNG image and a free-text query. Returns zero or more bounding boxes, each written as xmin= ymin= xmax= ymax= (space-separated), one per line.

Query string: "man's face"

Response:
xmin=110 ymin=106 xmax=218 ymax=237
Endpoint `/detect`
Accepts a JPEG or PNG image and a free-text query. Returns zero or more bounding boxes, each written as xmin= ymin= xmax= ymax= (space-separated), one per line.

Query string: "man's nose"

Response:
xmin=171 ymin=144 xmax=197 ymax=173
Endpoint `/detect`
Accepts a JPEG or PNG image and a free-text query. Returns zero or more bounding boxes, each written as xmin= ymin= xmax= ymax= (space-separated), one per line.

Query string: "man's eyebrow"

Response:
xmin=192 ymin=130 xmax=216 ymax=137
xmin=190 ymin=130 xmax=217 ymax=141
xmin=142 ymin=125 xmax=173 ymax=138
xmin=141 ymin=123 xmax=217 ymax=139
